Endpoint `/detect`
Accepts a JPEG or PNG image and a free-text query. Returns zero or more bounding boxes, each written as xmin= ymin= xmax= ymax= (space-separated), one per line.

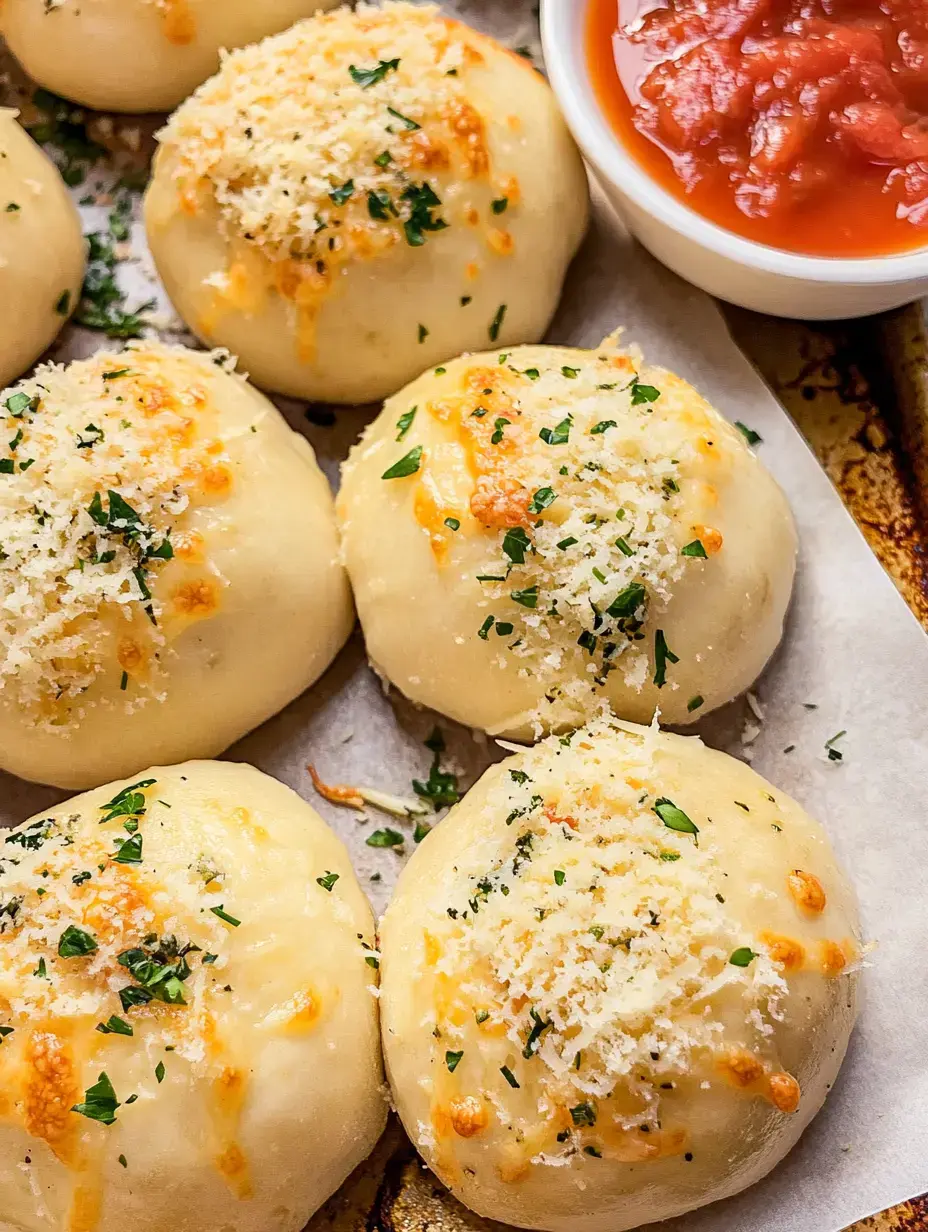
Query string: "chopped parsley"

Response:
xmin=570 ymin=1102 xmax=597 ymax=1127
xmin=681 ymin=540 xmax=708 ymax=558
xmin=418 ymin=323 xmax=429 ymax=343
xmin=653 ymin=629 xmax=678 ymax=687
xmin=381 ymin=445 xmax=423 ymax=479
xmin=96 ymin=1015 xmax=133 ymax=1037
xmin=349 ymin=58 xmax=400 ymax=87
xmin=444 ymin=517 xmax=460 ymax=531
xmin=55 ymin=290 xmax=71 ymax=316
xmin=112 ymin=833 xmax=142 ymax=864
xmin=653 ymin=797 xmax=699 ymax=841
xmin=368 ymin=189 xmax=396 ymax=220
xmin=729 ymin=947 xmax=757 ymax=967
xmin=402 ymin=182 xmax=447 ymax=245
xmin=735 ymin=421 xmax=762 ymax=446
xmin=502 ymin=526 xmax=531 ymax=564
xmin=117 ymin=936 xmax=199 ymax=1008
xmin=72 ymin=1072 xmax=120 ymax=1125
xmin=366 ymin=828 xmax=404 ymax=848
xmin=554 ymin=869 xmax=566 ymax=886
xmin=328 ymin=179 xmax=355 ymax=206
xmin=58 ymin=925 xmax=98 ymax=958
xmin=413 ymin=728 xmax=460 ymax=810
xmin=687 ymin=695 xmax=705 ymax=712
xmin=825 ymin=731 xmax=846 ymax=762
xmin=395 ymin=407 xmax=416 ymax=440
xmin=539 ymin=416 xmax=572 ymax=446
xmin=155 ymin=1061 xmax=166 ymax=1084
xmin=387 ymin=105 xmax=420 ymax=131
xmin=491 ymin=197 xmax=509 ymax=214
xmin=500 ymin=1065 xmax=520 ymax=1089
xmin=511 ymin=585 xmax=538 ymax=609
xmin=489 ymin=303 xmax=507 ymax=342
xmin=99 ymin=780 xmax=155 ymax=823
xmin=527 ymin=486 xmax=556 ymax=515
xmin=491 ymin=417 xmax=510 ymax=444
xmin=210 ymin=905 xmax=241 ymax=927
xmin=630 ymin=379 xmax=661 ymax=406
xmin=316 ymin=871 xmax=339 ymax=892
xmin=607 ymin=581 xmax=646 ymax=620
xmin=590 ymin=419 xmax=616 ymax=434
xmin=445 ymin=1050 xmax=463 ymax=1072
xmin=522 ymin=1007 xmax=552 ymax=1058
xmin=76 ymin=204 xmax=155 ymax=338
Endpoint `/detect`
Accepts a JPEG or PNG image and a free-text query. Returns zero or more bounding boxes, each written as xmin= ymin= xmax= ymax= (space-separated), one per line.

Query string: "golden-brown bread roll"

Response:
xmin=380 ymin=719 xmax=861 ymax=1231
xmin=144 ymin=2 xmax=589 ymax=403
xmin=0 ymin=342 xmax=352 ymax=789
xmin=0 ymin=760 xmax=385 ymax=1232
xmin=338 ymin=338 xmax=797 ymax=736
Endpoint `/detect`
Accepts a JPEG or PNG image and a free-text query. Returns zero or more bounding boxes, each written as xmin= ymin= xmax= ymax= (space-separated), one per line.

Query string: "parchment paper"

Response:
xmin=2 ymin=3 xmax=928 ymax=1230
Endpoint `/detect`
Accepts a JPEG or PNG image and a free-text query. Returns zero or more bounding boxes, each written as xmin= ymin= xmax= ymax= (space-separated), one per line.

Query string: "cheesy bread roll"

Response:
xmin=0 ymin=342 xmax=352 ymax=789
xmin=0 ymin=761 xmax=385 ymax=1232
xmin=338 ymin=339 xmax=796 ymax=736
xmin=380 ymin=719 xmax=860 ymax=1231
xmin=144 ymin=2 xmax=589 ymax=403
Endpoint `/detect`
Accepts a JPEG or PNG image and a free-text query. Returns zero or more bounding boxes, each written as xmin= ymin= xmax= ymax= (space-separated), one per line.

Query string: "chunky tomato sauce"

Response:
xmin=587 ymin=0 xmax=928 ymax=256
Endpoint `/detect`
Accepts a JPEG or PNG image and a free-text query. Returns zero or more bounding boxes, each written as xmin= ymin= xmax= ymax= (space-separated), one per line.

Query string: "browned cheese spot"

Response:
xmin=788 ymin=869 xmax=827 ymax=914
xmin=22 ymin=1030 xmax=80 ymax=1161
xmin=449 ymin=1095 xmax=489 ymax=1138
xmin=767 ymin=1071 xmax=801 ymax=1114
xmin=162 ymin=0 xmax=196 ymax=45
xmin=172 ymin=579 xmax=219 ymax=618
xmin=759 ymin=931 xmax=806 ymax=972
xmin=692 ymin=524 xmax=723 ymax=554
xmin=820 ymin=940 xmax=848 ymax=976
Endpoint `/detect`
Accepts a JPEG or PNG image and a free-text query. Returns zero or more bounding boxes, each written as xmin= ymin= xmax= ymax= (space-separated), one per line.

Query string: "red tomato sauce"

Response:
xmin=587 ymin=0 xmax=928 ymax=257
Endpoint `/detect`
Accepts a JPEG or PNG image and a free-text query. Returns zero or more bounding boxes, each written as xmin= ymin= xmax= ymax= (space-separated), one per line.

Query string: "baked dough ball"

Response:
xmin=0 ymin=341 xmax=352 ymax=790
xmin=0 ymin=111 xmax=84 ymax=389
xmin=0 ymin=760 xmax=386 ymax=1232
xmin=380 ymin=719 xmax=860 ymax=1232
xmin=1 ymin=0 xmax=339 ymax=114
xmin=338 ymin=338 xmax=797 ymax=736
xmin=144 ymin=2 xmax=589 ymax=404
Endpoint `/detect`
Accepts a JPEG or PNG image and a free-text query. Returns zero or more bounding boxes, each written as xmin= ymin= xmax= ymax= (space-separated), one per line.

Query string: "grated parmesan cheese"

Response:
xmin=423 ymin=718 xmax=787 ymax=1142
xmin=0 ymin=342 xmax=233 ymax=725
xmin=155 ymin=3 xmax=486 ymax=262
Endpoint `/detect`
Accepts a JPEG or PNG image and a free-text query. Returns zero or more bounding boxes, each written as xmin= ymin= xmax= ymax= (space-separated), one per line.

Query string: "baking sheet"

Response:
xmin=2 ymin=2 xmax=928 ymax=1230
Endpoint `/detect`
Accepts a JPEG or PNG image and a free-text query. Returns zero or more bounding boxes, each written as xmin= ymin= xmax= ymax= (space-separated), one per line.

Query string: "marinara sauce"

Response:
xmin=587 ymin=0 xmax=928 ymax=256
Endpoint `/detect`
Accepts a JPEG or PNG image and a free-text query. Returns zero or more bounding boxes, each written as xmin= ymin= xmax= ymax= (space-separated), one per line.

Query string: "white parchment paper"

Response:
xmin=2 ymin=3 xmax=927 ymax=1230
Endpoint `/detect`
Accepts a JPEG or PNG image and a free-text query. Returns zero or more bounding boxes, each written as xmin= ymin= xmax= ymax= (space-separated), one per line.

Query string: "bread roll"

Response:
xmin=338 ymin=339 xmax=797 ymax=736
xmin=0 ymin=760 xmax=386 ymax=1232
xmin=380 ymin=719 xmax=860 ymax=1231
xmin=0 ymin=342 xmax=352 ymax=789
xmin=144 ymin=2 xmax=589 ymax=403
xmin=0 ymin=111 xmax=84 ymax=389
xmin=2 ymin=0 xmax=339 ymax=114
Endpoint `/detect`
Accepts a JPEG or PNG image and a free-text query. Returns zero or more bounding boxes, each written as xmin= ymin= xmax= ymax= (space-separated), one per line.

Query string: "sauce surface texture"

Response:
xmin=587 ymin=0 xmax=928 ymax=256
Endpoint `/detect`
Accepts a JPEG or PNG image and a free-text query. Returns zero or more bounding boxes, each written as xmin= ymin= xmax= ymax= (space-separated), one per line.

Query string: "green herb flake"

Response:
xmin=528 ymin=486 xmax=556 ymax=515
xmin=590 ymin=419 xmax=616 ymax=435
xmin=554 ymin=869 xmax=566 ymax=886
xmin=607 ymin=581 xmax=646 ymax=620
xmin=511 ymin=585 xmax=538 ymax=609
xmin=381 ymin=445 xmax=423 ymax=480
xmin=418 ymin=323 xmax=429 ymax=343
xmin=210 ymin=905 xmax=241 ymax=927
xmin=365 ymin=954 xmax=380 ymax=969
xmin=155 ymin=1061 xmax=165 ymax=1084
xmin=349 ymin=58 xmax=400 ymax=87
xmin=491 ymin=417 xmax=510 ymax=444
xmin=444 ymin=517 xmax=460 ymax=531
xmin=825 ymin=731 xmax=846 ymax=762
xmin=445 ymin=1050 xmax=464 ymax=1072
xmin=316 ymin=871 xmax=339 ymax=892
xmin=328 ymin=179 xmax=355 ymax=206
xmin=653 ymin=629 xmax=679 ymax=687
xmin=502 ymin=526 xmax=531 ymax=564
xmin=735 ymin=421 xmax=762 ymax=446
xmin=500 ymin=1065 xmax=520 ymax=1089
xmin=401 ymin=182 xmax=447 ymax=245
xmin=489 ymin=304 xmax=507 ymax=342
xmin=729 ymin=947 xmax=758 ymax=967
xmin=653 ymin=797 xmax=699 ymax=842
xmin=570 ymin=1102 xmax=597 ymax=1127
xmin=96 ymin=1015 xmax=133 ymax=1037
xmin=491 ymin=197 xmax=509 ymax=215
xmin=477 ymin=615 xmax=495 ymax=640
xmin=366 ymin=828 xmax=405 ymax=848
xmin=539 ymin=416 xmax=572 ymax=446
xmin=387 ymin=105 xmax=420 ymax=131
xmin=58 ymin=925 xmax=98 ymax=958
xmin=681 ymin=540 xmax=708 ymax=558
xmin=112 ymin=833 xmax=142 ymax=865
xmin=72 ymin=1072 xmax=120 ymax=1125
xmin=395 ymin=406 xmax=416 ymax=440
xmin=687 ymin=695 xmax=704 ymax=713
xmin=630 ymin=379 xmax=661 ymax=406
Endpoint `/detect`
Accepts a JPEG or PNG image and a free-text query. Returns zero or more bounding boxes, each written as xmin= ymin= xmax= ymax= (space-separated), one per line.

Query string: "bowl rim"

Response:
xmin=540 ymin=0 xmax=928 ymax=286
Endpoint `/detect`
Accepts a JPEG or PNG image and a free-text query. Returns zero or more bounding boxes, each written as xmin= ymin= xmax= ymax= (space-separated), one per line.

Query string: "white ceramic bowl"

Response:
xmin=541 ymin=0 xmax=928 ymax=320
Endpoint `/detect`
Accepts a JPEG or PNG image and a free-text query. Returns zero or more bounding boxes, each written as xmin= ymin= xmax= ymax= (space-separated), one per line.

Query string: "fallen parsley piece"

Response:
xmin=72 ymin=1073 xmax=119 ymax=1125
xmin=653 ymin=629 xmax=678 ymax=687
xmin=366 ymin=828 xmax=405 ymax=848
xmin=653 ymin=797 xmax=699 ymax=841
xmin=58 ymin=925 xmax=98 ymax=958
xmin=735 ymin=421 xmax=762 ymax=446
xmin=349 ymin=58 xmax=400 ymax=88
xmin=382 ymin=445 xmax=423 ymax=479
xmin=729 ymin=947 xmax=757 ymax=967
